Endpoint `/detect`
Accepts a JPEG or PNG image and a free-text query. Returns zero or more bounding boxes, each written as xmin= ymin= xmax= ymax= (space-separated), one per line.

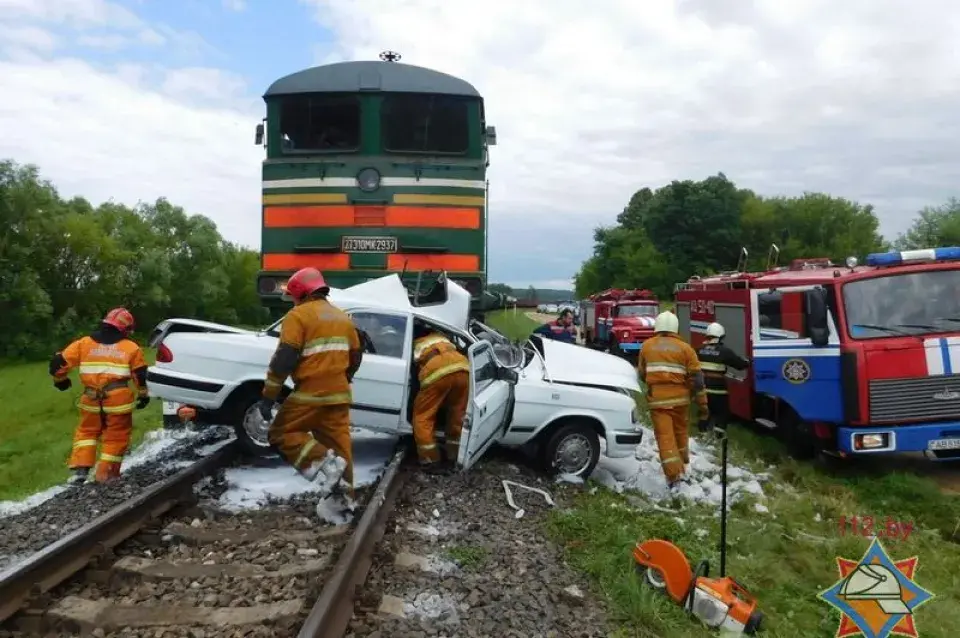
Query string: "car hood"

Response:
xmin=539 ymin=339 xmax=640 ymax=392
xmin=329 ymin=274 xmax=471 ymax=328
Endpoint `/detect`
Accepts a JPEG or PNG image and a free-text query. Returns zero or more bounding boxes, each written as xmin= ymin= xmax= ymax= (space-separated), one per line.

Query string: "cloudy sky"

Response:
xmin=1 ymin=0 xmax=958 ymax=290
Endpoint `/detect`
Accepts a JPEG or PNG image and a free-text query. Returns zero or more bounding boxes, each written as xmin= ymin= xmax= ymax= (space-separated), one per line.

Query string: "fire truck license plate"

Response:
xmin=341 ymin=236 xmax=398 ymax=253
xmin=928 ymin=438 xmax=960 ymax=451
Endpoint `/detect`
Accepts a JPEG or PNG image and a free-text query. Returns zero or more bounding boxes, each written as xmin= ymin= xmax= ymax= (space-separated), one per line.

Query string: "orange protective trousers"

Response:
xmin=268 ymin=401 xmax=353 ymax=494
xmin=412 ymin=371 xmax=469 ymax=463
xmin=649 ymin=404 xmax=690 ymax=484
xmin=69 ymin=406 xmax=132 ymax=482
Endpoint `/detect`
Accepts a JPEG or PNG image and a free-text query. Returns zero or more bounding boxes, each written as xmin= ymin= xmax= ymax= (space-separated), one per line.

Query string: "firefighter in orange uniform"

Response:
xmin=411 ymin=322 xmax=471 ymax=471
xmin=50 ymin=308 xmax=150 ymax=484
xmin=637 ymin=311 xmax=710 ymax=489
xmin=258 ymin=267 xmax=363 ymax=498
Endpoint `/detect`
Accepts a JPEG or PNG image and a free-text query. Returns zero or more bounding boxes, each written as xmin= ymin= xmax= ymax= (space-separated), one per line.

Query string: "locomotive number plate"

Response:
xmin=928 ymin=437 xmax=960 ymax=451
xmin=341 ymin=236 xmax=398 ymax=253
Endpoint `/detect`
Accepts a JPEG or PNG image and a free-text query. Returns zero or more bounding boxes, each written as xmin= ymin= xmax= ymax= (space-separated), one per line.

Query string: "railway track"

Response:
xmin=0 ymin=441 xmax=411 ymax=638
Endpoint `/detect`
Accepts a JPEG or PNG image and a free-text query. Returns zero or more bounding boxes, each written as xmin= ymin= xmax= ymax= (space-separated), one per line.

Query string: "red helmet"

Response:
xmin=283 ymin=267 xmax=329 ymax=303
xmin=103 ymin=307 xmax=135 ymax=333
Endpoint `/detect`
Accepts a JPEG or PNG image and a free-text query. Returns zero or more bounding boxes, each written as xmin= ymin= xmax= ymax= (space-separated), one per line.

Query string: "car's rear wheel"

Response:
xmin=230 ymin=392 xmax=278 ymax=458
xmin=541 ymin=421 xmax=601 ymax=479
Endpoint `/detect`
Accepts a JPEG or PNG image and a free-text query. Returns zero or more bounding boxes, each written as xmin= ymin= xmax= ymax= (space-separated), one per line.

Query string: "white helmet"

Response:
xmin=705 ymin=322 xmax=725 ymax=339
xmin=653 ymin=311 xmax=679 ymax=334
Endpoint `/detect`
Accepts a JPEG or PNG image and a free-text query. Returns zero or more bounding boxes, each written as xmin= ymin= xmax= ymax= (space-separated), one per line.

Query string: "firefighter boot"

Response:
xmin=67 ymin=467 xmax=91 ymax=485
xmin=304 ymin=450 xmax=348 ymax=496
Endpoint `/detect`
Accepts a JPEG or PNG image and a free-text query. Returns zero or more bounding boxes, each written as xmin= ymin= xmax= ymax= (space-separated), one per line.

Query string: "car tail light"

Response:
xmin=156 ymin=343 xmax=173 ymax=363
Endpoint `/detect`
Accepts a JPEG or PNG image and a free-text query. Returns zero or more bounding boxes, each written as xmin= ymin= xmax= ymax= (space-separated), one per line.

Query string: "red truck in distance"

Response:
xmin=579 ymin=289 xmax=660 ymax=358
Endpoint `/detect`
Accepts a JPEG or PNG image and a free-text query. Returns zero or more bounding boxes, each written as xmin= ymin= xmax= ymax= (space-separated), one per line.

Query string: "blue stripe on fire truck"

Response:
xmin=923 ymin=337 xmax=960 ymax=376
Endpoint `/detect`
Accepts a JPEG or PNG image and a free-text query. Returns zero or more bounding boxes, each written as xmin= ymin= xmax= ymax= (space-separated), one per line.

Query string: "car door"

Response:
xmin=457 ymin=340 xmax=515 ymax=470
xmin=347 ymin=309 xmax=412 ymax=434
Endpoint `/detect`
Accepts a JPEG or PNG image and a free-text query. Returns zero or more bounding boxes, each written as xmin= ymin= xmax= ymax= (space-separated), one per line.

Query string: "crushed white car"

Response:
xmin=146 ymin=274 xmax=642 ymax=478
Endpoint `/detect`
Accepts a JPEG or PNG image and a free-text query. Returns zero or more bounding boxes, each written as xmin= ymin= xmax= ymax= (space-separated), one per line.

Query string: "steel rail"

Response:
xmin=0 ymin=442 xmax=237 ymax=623
xmin=298 ymin=446 xmax=411 ymax=638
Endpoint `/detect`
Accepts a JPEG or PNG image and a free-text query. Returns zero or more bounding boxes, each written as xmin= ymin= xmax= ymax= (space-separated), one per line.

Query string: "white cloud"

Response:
xmin=222 ymin=0 xmax=247 ymax=11
xmin=0 ymin=0 xmax=141 ymax=29
xmin=0 ymin=58 xmax=263 ymax=247
xmin=0 ymin=23 xmax=58 ymax=57
xmin=301 ymin=0 xmax=960 ymax=245
xmin=76 ymin=33 xmax=129 ymax=50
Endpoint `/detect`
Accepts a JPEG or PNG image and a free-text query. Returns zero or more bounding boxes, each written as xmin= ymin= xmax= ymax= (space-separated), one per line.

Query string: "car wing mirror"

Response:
xmin=803 ymin=287 xmax=830 ymax=347
xmin=496 ymin=365 xmax=519 ymax=384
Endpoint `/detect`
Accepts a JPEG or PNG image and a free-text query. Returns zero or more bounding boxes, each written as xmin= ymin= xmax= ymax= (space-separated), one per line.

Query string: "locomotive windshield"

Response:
xmin=843 ymin=270 xmax=960 ymax=338
xmin=616 ymin=304 xmax=658 ymax=318
xmin=382 ymin=94 xmax=470 ymax=154
xmin=278 ymin=94 xmax=360 ymax=153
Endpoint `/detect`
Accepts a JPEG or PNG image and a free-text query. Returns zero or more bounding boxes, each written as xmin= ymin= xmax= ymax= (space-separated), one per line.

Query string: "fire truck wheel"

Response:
xmin=542 ymin=421 xmax=602 ymax=478
xmin=780 ymin=409 xmax=817 ymax=460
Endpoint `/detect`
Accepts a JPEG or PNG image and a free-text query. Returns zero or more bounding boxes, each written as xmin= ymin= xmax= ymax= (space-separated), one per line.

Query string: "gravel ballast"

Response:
xmin=349 ymin=458 xmax=610 ymax=638
xmin=1 ymin=465 xmax=379 ymax=638
xmin=0 ymin=426 xmax=233 ymax=573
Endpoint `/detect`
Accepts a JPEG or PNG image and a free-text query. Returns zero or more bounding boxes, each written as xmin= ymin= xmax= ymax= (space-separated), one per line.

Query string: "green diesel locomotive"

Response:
xmin=254 ymin=51 xmax=497 ymax=318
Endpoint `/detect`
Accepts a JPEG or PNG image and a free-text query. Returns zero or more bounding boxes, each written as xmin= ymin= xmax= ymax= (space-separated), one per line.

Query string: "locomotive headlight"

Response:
xmin=357 ymin=167 xmax=381 ymax=192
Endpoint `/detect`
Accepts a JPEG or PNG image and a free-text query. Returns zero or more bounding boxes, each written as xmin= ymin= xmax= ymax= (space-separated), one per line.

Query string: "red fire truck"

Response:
xmin=674 ymin=245 xmax=960 ymax=461
xmin=580 ymin=289 xmax=659 ymax=356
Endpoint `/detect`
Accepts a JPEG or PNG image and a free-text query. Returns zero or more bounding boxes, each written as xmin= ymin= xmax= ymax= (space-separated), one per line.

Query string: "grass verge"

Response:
xmin=547 ymin=394 xmax=960 ymax=637
xmin=485 ymin=309 xmax=543 ymax=341
xmin=0 ymin=351 xmax=163 ymax=502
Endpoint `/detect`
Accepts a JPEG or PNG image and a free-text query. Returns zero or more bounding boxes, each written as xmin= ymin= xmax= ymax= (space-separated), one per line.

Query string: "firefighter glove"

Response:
xmin=136 ymin=395 xmax=150 ymax=410
xmin=53 ymin=378 xmax=72 ymax=392
xmin=257 ymin=398 xmax=276 ymax=421
xmin=697 ymin=418 xmax=711 ymax=434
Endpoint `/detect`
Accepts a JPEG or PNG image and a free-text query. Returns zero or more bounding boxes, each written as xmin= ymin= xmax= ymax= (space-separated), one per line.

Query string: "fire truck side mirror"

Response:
xmin=804 ymin=287 xmax=830 ymax=347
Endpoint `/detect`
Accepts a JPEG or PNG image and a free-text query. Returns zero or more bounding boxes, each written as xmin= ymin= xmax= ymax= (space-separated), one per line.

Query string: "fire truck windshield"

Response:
xmin=842 ymin=269 xmax=960 ymax=339
xmin=616 ymin=305 xmax=658 ymax=318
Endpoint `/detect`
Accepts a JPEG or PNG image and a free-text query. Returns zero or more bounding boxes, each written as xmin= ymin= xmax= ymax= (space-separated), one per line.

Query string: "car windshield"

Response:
xmin=617 ymin=304 xmax=658 ymax=318
xmin=843 ymin=270 xmax=960 ymax=339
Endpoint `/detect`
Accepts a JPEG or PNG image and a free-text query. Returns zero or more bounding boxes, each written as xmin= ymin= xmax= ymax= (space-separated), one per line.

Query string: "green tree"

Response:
xmin=0 ymin=159 xmax=267 ymax=360
xmin=893 ymin=198 xmax=960 ymax=249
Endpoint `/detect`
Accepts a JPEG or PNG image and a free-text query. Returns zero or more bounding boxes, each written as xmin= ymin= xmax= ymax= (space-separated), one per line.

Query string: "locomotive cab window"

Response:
xmin=278 ymin=95 xmax=360 ymax=153
xmin=382 ymin=94 xmax=469 ymax=154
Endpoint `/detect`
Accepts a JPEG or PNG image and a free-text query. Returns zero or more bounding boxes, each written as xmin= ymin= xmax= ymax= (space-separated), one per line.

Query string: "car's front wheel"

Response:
xmin=541 ymin=421 xmax=601 ymax=479
xmin=231 ymin=392 xmax=279 ymax=458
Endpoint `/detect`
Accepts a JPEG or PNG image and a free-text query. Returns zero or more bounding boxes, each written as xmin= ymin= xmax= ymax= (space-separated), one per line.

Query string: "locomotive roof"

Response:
xmin=264 ymin=61 xmax=482 ymax=98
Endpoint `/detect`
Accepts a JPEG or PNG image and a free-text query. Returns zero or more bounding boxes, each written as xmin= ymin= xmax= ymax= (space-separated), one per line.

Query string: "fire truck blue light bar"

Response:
xmin=866 ymin=247 xmax=960 ymax=267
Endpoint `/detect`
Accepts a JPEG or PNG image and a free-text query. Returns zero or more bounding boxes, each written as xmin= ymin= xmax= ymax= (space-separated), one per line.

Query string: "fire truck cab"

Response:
xmin=580 ymin=289 xmax=659 ymax=357
xmin=675 ymin=246 xmax=960 ymax=461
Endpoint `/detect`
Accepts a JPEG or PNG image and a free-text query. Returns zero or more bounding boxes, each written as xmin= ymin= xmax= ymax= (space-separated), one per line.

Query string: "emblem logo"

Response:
xmin=782 ymin=358 xmax=811 ymax=384
xmin=818 ymin=537 xmax=934 ymax=638
xmin=932 ymin=388 xmax=959 ymax=401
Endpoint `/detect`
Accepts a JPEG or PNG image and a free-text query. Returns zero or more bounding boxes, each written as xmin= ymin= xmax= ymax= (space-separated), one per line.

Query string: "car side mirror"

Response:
xmin=804 ymin=287 xmax=830 ymax=347
xmin=496 ymin=366 xmax=519 ymax=384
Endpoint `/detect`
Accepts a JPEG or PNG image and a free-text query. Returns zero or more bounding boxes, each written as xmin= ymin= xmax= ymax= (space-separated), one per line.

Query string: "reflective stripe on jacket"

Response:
xmin=413 ymin=332 xmax=469 ymax=388
xmin=696 ymin=338 xmax=750 ymax=395
xmin=54 ymin=336 xmax=146 ymax=414
xmin=638 ymin=333 xmax=708 ymax=413
xmin=267 ymin=298 xmax=361 ymax=405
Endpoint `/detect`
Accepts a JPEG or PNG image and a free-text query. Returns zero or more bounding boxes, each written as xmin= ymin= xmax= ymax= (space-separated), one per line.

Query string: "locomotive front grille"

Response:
xmin=869 ymin=374 xmax=960 ymax=422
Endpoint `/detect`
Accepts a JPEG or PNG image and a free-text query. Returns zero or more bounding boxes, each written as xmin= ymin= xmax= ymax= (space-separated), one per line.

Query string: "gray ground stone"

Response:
xmin=0 ymin=426 xmax=233 ymax=573
xmin=348 ymin=457 xmax=610 ymax=638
